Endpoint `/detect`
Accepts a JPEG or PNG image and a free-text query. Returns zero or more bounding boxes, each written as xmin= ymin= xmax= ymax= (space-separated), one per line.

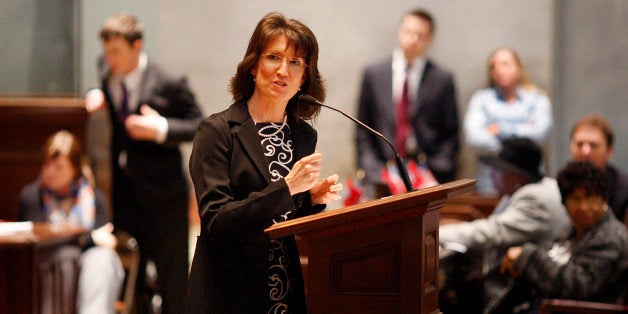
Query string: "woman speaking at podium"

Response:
xmin=184 ymin=12 xmax=342 ymax=313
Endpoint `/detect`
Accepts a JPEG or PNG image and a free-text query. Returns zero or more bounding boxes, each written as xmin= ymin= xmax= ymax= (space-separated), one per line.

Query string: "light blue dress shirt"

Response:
xmin=464 ymin=86 xmax=553 ymax=153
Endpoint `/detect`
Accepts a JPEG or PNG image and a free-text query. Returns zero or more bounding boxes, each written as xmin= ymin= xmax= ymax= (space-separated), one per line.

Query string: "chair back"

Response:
xmin=113 ymin=230 xmax=140 ymax=314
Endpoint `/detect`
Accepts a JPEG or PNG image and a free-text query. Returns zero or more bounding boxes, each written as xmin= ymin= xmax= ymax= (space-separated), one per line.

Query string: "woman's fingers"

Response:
xmin=286 ymin=153 xmax=324 ymax=195
xmin=310 ymin=174 xmax=343 ymax=204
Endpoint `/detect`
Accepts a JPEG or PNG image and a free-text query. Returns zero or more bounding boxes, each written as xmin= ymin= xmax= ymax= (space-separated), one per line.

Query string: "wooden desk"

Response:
xmin=0 ymin=223 xmax=85 ymax=314
xmin=441 ymin=192 xmax=500 ymax=223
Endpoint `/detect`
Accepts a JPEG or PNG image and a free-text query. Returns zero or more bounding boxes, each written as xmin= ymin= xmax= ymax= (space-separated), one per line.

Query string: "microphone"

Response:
xmin=298 ymin=94 xmax=415 ymax=193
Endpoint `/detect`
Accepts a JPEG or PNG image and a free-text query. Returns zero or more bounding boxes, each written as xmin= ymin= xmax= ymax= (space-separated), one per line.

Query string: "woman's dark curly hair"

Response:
xmin=228 ymin=12 xmax=326 ymax=121
xmin=557 ymin=161 xmax=609 ymax=205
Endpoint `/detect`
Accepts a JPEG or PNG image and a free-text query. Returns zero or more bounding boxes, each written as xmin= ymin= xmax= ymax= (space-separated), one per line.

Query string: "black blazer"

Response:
xmin=185 ymin=100 xmax=323 ymax=313
xmin=356 ymin=58 xmax=460 ymax=183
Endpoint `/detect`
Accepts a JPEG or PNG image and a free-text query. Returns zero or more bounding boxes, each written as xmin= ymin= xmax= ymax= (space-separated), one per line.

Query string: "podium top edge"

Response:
xmin=264 ymin=178 xmax=476 ymax=238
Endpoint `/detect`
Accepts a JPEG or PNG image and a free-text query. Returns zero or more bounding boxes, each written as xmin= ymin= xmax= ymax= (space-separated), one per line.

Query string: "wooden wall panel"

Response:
xmin=0 ymin=97 xmax=87 ymax=221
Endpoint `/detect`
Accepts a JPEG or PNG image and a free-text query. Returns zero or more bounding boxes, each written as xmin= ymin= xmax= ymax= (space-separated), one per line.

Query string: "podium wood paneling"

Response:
xmin=266 ymin=179 xmax=475 ymax=314
xmin=0 ymin=97 xmax=87 ymax=221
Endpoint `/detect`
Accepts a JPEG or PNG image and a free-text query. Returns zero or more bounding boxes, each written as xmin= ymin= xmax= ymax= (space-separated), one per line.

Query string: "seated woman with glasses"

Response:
xmin=19 ymin=130 xmax=124 ymax=314
xmin=483 ymin=160 xmax=628 ymax=313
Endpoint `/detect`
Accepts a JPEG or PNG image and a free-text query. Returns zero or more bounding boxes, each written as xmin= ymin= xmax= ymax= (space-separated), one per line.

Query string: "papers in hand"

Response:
xmin=0 ymin=221 xmax=34 ymax=236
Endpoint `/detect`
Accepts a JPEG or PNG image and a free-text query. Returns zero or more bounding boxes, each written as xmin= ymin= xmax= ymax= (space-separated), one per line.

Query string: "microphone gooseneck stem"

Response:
xmin=392 ymin=153 xmax=414 ymax=193
xmin=299 ymin=95 xmax=414 ymax=193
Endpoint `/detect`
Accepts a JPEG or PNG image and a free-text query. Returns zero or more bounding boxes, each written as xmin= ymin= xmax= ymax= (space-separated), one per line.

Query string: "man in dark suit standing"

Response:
xmin=84 ymin=12 xmax=202 ymax=314
xmin=356 ymin=8 xmax=459 ymax=186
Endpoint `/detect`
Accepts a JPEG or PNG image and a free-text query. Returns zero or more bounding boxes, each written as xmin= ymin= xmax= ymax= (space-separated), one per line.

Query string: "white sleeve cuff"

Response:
xmin=155 ymin=116 xmax=168 ymax=144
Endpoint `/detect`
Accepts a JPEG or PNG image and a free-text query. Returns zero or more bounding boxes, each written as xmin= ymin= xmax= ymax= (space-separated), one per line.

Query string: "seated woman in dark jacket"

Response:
xmin=485 ymin=160 xmax=628 ymax=313
xmin=19 ymin=130 xmax=124 ymax=314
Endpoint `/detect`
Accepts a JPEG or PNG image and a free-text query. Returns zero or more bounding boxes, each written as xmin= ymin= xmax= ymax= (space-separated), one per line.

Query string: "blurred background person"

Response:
xmin=84 ymin=12 xmax=203 ymax=313
xmin=356 ymin=8 xmax=460 ymax=189
xmin=438 ymin=137 xmax=570 ymax=313
xmin=569 ymin=113 xmax=628 ymax=225
xmin=464 ymin=47 xmax=552 ymax=195
xmin=184 ymin=12 xmax=342 ymax=313
xmin=19 ymin=130 xmax=124 ymax=314
xmin=487 ymin=161 xmax=628 ymax=313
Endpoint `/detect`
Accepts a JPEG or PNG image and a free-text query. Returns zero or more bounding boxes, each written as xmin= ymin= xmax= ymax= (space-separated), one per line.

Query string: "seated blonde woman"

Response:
xmin=19 ymin=130 xmax=124 ymax=314
xmin=464 ymin=47 xmax=553 ymax=195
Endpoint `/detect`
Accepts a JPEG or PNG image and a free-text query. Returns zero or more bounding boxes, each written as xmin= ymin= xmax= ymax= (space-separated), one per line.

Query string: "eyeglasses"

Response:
xmin=260 ymin=53 xmax=308 ymax=72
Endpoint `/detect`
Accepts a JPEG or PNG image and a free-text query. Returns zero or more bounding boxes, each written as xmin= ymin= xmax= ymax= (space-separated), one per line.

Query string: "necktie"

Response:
xmin=395 ymin=70 xmax=410 ymax=158
xmin=119 ymin=82 xmax=129 ymax=123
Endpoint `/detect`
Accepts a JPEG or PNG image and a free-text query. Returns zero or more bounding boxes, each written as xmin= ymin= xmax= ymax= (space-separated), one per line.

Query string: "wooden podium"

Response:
xmin=265 ymin=179 xmax=475 ymax=314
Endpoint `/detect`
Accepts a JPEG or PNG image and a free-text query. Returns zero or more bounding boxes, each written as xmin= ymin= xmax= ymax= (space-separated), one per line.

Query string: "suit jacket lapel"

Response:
xmin=138 ymin=62 xmax=157 ymax=115
xmin=229 ymin=101 xmax=273 ymax=184
xmin=99 ymin=61 xmax=115 ymax=109
xmin=288 ymin=115 xmax=315 ymax=162
xmin=376 ymin=61 xmax=396 ymax=136
xmin=410 ymin=60 xmax=433 ymax=118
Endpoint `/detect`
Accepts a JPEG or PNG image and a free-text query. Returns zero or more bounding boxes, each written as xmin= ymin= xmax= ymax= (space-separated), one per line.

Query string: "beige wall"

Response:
xmin=149 ymin=0 xmax=554 ymax=186
xmin=78 ymin=1 xmax=627 ymax=209
xmin=81 ymin=1 xmax=553 ymax=199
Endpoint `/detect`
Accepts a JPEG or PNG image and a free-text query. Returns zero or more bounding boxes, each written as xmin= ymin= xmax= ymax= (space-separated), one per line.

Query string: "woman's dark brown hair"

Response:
xmin=228 ymin=12 xmax=326 ymax=120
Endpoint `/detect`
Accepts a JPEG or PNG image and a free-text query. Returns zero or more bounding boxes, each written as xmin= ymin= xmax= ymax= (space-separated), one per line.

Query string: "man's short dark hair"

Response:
xmin=406 ymin=8 xmax=435 ymax=35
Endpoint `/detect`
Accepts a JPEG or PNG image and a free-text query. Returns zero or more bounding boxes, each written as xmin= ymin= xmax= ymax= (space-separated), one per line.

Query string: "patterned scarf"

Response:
xmin=42 ymin=177 xmax=96 ymax=230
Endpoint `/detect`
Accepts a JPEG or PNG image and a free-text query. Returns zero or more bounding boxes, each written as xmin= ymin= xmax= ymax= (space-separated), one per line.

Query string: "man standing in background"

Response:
xmin=569 ymin=113 xmax=628 ymax=224
xmin=85 ymin=12 xmax=203 ymax=313
xmin=356 ymin=8 xmax=460 ymax=186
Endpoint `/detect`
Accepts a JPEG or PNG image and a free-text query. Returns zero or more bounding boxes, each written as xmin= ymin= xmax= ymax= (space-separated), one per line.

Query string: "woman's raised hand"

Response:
xmin=285 ymin=152 xmax=323 ymax=195
xmin=310 ymin=174 xmax=343 ymax=205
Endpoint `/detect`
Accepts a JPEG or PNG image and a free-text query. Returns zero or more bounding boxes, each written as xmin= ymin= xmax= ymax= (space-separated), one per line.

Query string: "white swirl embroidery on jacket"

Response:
xmin=258 ymin=122 xmax=294 ymax=313
xmin=259 ymin=123 xmax=293 ymax=183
